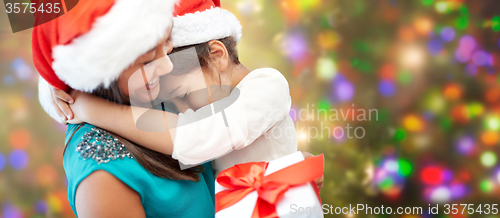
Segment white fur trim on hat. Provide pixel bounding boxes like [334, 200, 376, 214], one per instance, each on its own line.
[39, 76, 64, 123]
[52, 0, 177, 92]
[172, 7, 242, 48]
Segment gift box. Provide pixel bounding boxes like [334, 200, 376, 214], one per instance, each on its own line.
[215, 151, 324, 218]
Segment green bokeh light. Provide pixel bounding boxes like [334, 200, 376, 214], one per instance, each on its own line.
[398, 159, 413, 177]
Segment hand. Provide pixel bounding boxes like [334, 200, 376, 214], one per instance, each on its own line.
[301, 151, 324, 191]
[49, 86, 75, 122]
[67, 90, 98, 124]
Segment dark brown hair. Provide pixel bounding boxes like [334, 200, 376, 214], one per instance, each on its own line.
[90, 36, 239, 181]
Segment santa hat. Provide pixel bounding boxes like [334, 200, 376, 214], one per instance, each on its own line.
[171, 0, 242, 48]
[35, 0, 177, 122]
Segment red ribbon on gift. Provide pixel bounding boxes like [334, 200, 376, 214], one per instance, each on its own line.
[215, 154, 324, 218]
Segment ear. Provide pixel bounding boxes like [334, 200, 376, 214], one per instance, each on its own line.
[208, 40, 229, 72]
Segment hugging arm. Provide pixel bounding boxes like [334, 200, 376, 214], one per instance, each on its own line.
[68, 90, 177, 155]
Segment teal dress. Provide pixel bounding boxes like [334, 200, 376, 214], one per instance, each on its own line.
[63, 123, 215, 217]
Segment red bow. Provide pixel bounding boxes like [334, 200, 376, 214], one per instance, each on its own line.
[215, 154, 324, 218]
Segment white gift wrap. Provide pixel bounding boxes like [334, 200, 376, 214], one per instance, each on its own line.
[215, 151, 324, 218]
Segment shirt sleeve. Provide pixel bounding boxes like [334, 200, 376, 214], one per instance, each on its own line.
[172, 68, 292, 165]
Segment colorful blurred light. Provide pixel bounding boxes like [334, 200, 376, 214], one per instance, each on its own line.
[455, 48, 472, 63]
[401, 46, 425, 68]
[480, 151, 497, 167]
[397, 70, 412, 84]
[440, 27, 455, 42]
[316, 57, 337, 80]
[456, 136, 475, 155]
[403, 114, 425, 132]
[451, 104, 470, 124]
[458, 35, 476, 52]
[427, 39, 443, 55]
[484, 115, 500, 131]
[395, 128, 406, 141]
[47, 194, 63, 213]
[332, 76, 355, 102]
[35, 200, 48, 214]
[430, 186, 451, 202]
[479, 180, 494, 192]
[378, 80, 396, 97]
[414, 17, 433, 35]
[11, 58, 33, 81]
[317, 30, 340, 49]
[468, 102, 484, 117]
[9, 129, 31, 149]
[492, 16, 500, 32]
[421, 0, 433, 6]
[480, 131, 499, 146]
[281, 32, 308, 61]
[9, 150, 28, 170]
[379, 63, 396, 81]
[0, 153, 5, 171]
[384, 159, 399, 172]
[472, 50, 492, 66]
[421, 166, 444, 185]
[450, 183, 467, 199]
[2, 203, 23, 218]
[398, 159, 413, 177]
[435, 2, 449, 14]
[443, 83, 462, 100]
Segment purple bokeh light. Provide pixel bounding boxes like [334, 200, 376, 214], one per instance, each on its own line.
[0, 153, 5, 171]
[440, 27, 456, 42]
[378, 80, 396, 97]
[35, 200, 48, 214]
[455, 49, 472, 63]
[450, 183, 467, 199]
[456, 136, 475, 155]
[282, 32, 308, 62]
[427, 39, 443, 55]
[472, 50, 492, 66]
[9, 149, 28, 170]
[331, 75, 355, 102]
[2, 203, 23, 218]
[458, 35, 476, 52]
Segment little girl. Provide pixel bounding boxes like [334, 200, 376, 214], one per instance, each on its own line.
[47, 1, 302, 176]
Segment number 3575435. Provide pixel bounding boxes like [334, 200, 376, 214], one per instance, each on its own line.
[5, 3, 61, 14]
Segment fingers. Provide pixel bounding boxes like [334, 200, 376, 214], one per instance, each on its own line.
[315, 175, 324, 190]
[52, 97, 68, 122]
[50, 87, 74, 120]
[53, 88, 74, 104]
[301, 151, 314, 159]
[55, 97, 74, 120]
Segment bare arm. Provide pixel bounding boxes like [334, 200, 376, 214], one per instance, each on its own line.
[75, 170, 146, 218]
[69, 91, 176, 155]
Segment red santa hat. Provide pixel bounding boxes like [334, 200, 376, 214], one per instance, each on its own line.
[35, 0, 177, 122]
[171, 0, 242, 48]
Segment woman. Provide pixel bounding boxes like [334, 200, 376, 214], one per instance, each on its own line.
[34, 1, 215, 217]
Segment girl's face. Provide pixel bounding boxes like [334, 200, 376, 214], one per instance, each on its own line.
[117, 25, 174, 103]
[159, 68, 213, 113]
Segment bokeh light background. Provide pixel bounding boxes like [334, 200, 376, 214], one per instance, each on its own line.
[1, 0, 500, 217]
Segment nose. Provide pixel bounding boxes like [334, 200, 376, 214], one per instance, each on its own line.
[143, 55, 173, 81]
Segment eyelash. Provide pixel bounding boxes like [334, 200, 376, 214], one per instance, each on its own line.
[181, 93, 188, 100]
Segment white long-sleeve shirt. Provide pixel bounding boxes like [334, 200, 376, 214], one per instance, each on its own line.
[172, 68, 298, 175]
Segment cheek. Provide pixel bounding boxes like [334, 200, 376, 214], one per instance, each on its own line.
[120, 67, 150, 100]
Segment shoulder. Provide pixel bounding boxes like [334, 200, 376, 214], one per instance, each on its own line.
[239, 68, 288, 86]
[65, 124, 133, 165]
[75, 170, 145, 218]
[237, 68, 290, 94]
[64, 124, 149, 212]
